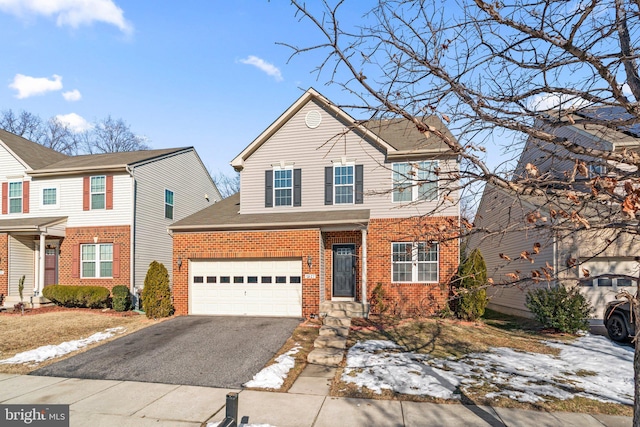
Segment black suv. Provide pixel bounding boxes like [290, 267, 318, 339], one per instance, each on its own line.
[604, 300, 635, 342]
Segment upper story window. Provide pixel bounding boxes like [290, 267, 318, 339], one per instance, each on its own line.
[265, 167, 301, 208]
[91, 176, 106, 209]
[589, 164, 606, 177]
[274, 168, 293, 206]
[334, 165, 354, 204]
[165, 189, 174, 219]
[41, 186, 59, 209]
[392, 161, 438, 202]
[392, 242, 438, 283]
[81, 243, 113, 278]
[8, 182, 22, 213]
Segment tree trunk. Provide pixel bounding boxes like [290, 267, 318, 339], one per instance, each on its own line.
[635, 296, 640, 426]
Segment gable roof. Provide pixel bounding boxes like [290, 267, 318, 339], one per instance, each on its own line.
[230, 87, 456, 170]
[0, 129, 68, 170]
[169, 192, 370, 231]
[29, 147, 193, 177]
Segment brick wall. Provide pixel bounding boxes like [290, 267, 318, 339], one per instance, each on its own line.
[0, 233, 7, 299]
[58, 226, 131, 292]
[172, 229, 321, 317]
[367, 217, 459, 316]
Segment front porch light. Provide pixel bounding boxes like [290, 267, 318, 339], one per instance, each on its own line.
[177, 257, 183, 271]
[307, 255, 313, 270]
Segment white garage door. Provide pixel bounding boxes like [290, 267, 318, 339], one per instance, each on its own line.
[190, 259, 302, 317]
[579, 257, 638, 318]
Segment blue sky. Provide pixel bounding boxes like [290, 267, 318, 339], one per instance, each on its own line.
[0, 0, 367, 175]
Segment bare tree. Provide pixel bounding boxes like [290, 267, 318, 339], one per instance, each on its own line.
[211, 170, 240, 198]
[41, 117, 81, 155]
[288, 0, 640, 418]
[85, 116, 150, 154]
[0, 109, 44, 143]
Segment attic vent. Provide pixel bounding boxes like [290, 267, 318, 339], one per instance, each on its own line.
[305, 110, 322, 129]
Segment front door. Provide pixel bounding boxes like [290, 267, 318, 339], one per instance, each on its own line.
[333, 244, 355, 298]
[44, 246, 58, 286]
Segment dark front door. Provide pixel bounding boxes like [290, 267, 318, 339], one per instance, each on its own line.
[44, 247, 57, 286]
[333, 244, 355, 298]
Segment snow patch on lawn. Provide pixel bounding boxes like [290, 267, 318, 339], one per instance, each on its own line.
[243, 345, 302, 389]
[342, 334, 633, 405]
[0, 327, 126, 365]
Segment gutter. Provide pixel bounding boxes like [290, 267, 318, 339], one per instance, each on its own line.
[28, 165, 129, 177]
[126, 165, 136, 295]
[168, 218, 371, 232]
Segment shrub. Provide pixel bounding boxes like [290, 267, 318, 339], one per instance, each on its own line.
[111, 285, 132, 312]
[141, 261, 174, 319]
[42, 285, 110, 308]
[369, 282, 388, 315]
[525, 285, 592, 333]
[453, 248, 489, 321]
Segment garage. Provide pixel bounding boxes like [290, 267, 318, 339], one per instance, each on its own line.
[578, 257, 637, 318]
[189, 258, 302, 316]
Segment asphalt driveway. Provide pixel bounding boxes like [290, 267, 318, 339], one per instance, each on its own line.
[31, 316, 301, 388]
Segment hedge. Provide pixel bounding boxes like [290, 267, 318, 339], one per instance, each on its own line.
[42, 285, 110, 308]
[111, 285, 132, 312]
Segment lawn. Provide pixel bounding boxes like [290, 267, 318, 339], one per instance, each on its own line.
[0, 308, 158, 375]
[330, 310, 633, 416]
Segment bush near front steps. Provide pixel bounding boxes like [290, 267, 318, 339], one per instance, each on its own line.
[111, 285, 132, 312]
[42, 285, 110, 308]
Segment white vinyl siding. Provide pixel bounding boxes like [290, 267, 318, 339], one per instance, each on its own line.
[81, 243, 113, 278]
[8, 236, 34, 297]
[133, 149, 220, 288]
[239, 99, 458, 218]
[0, 148, 27, 179]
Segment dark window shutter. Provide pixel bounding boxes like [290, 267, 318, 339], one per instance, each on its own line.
[83, 177, 90, 211]
[293, 168, 302, 207]
[106, 175, 113, 210]
[112, 243, 121, 278]
[265, 170, 273, 208]
[22, 181, 29, 213]
[2, 182, 7, 214]
[71, 244, 80, 278]
[324, 166, 333, 205]
[355, 165, 364, 204]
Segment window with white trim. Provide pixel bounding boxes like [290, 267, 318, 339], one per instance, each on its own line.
[334, 164, 354, 204]
[165, 189, 174, 219]
[81, 243, 113, 278]
[392, 242, 438, 283]
[91, 176, 106, 210]
[8, 181, 22, 213]
[274, 168, 293, 206]
[392, 161, 438, 202]
[42, 186, 59, 209]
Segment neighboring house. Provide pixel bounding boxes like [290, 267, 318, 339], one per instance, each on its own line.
[169, 88, 460, 318]
[0, 129, 220, 307]
[470, 108, 640, 320]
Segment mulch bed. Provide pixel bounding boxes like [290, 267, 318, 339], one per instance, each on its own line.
[0, 305, 141, 317]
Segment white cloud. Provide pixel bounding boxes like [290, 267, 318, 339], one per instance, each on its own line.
[9, 74, 63, 99]
[0, 0, 132, 34]
[55, 113, 92, 133]
[239, 55, 283, 82]
[62, 89, 82, 101]
[528, 93, 590, 112]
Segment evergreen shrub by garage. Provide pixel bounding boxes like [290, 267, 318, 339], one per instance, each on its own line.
[111, 285, 132, 312]
[141, 261, 174, 319]
[42, 285, 110, 308]
[525, 285, 592, 333]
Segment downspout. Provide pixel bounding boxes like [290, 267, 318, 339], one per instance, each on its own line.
[126, 165, 136, 297]
[361, 227, 368, 315]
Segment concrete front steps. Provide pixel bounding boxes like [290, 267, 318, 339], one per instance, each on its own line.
[307, 301, 366, 367]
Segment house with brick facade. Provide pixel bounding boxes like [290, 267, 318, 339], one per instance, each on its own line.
[0, 129, 220, 307]
[169, 88, 460, 318]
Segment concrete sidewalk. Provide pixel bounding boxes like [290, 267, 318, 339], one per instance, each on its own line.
[0, 373, 632, 427]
